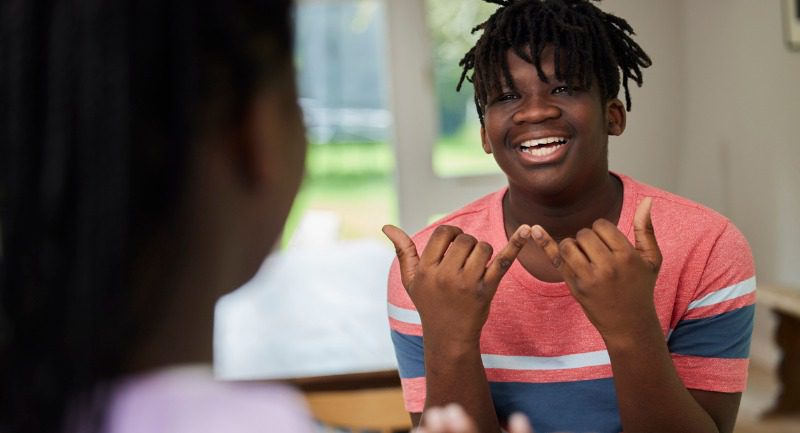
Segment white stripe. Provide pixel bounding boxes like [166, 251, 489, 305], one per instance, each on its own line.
[481, 350, 610, 371]
[687, 276, 756, 311]
[388, 303, 421, 325]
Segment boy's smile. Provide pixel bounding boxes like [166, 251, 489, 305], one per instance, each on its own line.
[518, 136, 567, 159]
[480, 47, 625, 203]
[515, 134, 569, 164]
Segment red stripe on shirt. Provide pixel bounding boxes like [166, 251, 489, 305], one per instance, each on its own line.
[400, 377, 426, 413]
[672, 354, 749, 392]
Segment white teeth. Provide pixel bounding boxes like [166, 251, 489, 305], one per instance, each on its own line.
[518, 137, 567, 158]
[522, 143, 563, 157]
[520, 136, 567, 148]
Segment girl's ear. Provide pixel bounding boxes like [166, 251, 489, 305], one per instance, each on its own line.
[606, 98, 626, 136]
[235, 71, 306, 193]
[481, 126, 493, 154]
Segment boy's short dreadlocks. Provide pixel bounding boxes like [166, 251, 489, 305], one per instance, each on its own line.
[457, 0, 652, 122]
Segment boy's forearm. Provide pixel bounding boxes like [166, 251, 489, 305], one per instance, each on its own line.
[423, 338, 501, 433]
[604, 320, 726, 433]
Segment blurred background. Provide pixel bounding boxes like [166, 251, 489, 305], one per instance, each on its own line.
[215, 1, 800, 431]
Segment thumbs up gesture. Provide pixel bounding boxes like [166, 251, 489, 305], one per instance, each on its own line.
[383, 224, 531, 346]
[529, 197, 663, 342]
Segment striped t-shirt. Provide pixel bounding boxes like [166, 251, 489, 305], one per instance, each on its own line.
[387, 173, 756, 433]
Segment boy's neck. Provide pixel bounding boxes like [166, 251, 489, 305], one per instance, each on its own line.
[503, 172, 624, 242]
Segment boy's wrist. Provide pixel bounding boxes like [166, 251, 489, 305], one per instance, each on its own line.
[601, 317, 666, 354]
[424, 333, 482, 362]
[420, 319, 484, 350]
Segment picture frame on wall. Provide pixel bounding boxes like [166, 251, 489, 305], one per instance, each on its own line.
[784, 0, 800, 50]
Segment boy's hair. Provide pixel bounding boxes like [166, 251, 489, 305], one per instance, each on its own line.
[457, 0, 652, 122]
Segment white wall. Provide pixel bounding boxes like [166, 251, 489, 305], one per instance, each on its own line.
[601, 0, 800, 287]
[603, 0, 686, 193]
[679, 0, 800, 287]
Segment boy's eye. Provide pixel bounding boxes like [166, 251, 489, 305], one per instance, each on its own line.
[492, 92, 519, 103]
[552, 85, 573, 95]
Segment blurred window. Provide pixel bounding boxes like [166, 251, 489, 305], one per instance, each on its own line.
[285, 0, 396, 246]
[427, 0, 500, 178]
[215, 0, 398, 380]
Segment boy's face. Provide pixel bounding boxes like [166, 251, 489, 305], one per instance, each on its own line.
[480, 47, 626, 201]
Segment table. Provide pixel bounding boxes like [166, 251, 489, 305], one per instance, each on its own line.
[214, 238, 400, 390]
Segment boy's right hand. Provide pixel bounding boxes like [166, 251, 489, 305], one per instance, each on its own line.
[382, 224, 530, 346]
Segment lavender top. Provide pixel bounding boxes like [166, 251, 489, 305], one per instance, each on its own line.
[79, 366, 315, 433]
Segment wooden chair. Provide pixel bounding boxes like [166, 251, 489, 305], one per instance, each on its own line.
[304, 387, 412, 433]
[758, 285, 800, 417]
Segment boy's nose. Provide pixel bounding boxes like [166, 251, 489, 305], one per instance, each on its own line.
[511, 97, 561, 124]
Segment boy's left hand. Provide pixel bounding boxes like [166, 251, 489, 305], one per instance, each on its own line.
[529, 197, 662, 342]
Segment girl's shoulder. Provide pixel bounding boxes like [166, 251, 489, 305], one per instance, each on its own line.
[102, 366, 314, 433]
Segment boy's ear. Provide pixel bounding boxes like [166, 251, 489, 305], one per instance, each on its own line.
[480, 126, 492, 154]
[606, 98, 626, 136]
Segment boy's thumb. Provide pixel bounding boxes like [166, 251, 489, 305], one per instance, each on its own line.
[633, 197, 662, 271]
[382, 224, 420, 288]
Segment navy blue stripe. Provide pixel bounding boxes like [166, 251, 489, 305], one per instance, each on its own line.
[390, 330, 425, 379]
[491, 379, 619, 433]
[668, 305, 755, 359]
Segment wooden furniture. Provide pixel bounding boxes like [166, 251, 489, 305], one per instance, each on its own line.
[758, 285, 800, 417]
[305, 387, 412, 433]
[288, 369, 401, 392]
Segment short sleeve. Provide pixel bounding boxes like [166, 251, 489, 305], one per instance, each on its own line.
[387, 257, 426, 412]
[668, 222, 756, 392]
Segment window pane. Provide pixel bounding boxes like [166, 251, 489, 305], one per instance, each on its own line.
[284, 0, 396, 246]
[215, 0, 398, 381]
[427, 0, 500, 178]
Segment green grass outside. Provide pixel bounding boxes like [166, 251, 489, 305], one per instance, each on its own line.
[280, 123, 501, 246]
[433, 121, 500, 177]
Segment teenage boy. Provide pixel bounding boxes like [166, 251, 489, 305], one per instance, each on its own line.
[384, 1, 756, 433]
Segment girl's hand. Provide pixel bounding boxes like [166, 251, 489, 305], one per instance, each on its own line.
[415, 404, 535, 433]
